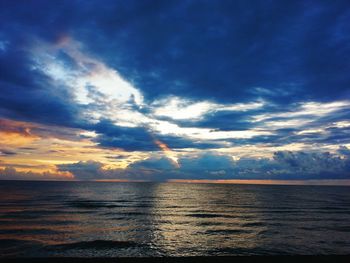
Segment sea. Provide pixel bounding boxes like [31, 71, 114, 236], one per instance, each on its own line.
[0, 181, 349, 257]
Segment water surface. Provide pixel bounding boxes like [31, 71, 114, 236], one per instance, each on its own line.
[0, 181, 349, 257]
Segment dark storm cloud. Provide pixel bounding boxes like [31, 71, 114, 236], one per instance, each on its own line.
[0, 1, 89, 129]
[2, 0, 349, 105]
[73, 0, 350, 104]
[91, 119, 158, 151]
[57, 161, 104, 180]
[0, 35, 82, 128]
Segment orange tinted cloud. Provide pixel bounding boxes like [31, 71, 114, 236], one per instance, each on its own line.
[0, 119, 39, 146]
[0, 118, 146, 176]
[154, 139, 180, 168]
[0, 166, 74, 180]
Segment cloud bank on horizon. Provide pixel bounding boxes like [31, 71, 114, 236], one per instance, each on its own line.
[0, 0, 350, 181]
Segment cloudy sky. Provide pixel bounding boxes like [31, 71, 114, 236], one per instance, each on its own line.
[0, 0, 350, 182]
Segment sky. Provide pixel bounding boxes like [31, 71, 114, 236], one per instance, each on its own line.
[0, 0, 350, 182]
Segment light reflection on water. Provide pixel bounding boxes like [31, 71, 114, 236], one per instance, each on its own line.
[0, 181, 349, 257]
[150, 183, 263, 256]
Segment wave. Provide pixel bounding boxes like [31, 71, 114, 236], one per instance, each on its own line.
[0, 228, 63, 235]
[205, 229, 253, 235]
[186, 213, 231, 218]
[47, 240, 143, 250]
[66, 201, 123, 209]
[241, 222, 266, 227]
[208, 246, 290, 256]
[0, 239, 43, 257]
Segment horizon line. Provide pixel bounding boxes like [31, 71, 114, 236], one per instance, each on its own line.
[1, 178, 350, 186]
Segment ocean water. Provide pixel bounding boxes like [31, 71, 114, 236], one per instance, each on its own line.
[0, 181, 349, 257]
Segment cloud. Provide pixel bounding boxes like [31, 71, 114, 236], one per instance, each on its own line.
[57, 161, 105, 180]
[0, 118, 93, 147]
[53, 147, 350, 181]
[56, 159, 164, 181]
[129, 157, 175, 170]
[0, 149, 17, 156]
[151, 96, 264, 121]
[1, 0, 350, 179]
[91, 119, 158, 151]
[0, 119, 39, 147]
[0, 167, 73, 181]
[32, 38, 144, 107]
[2, 0, 349, 105]
[338, 145, 350, 157]
[1, 8, 349, 152]
[179, 152, 234, 172]
[272, 151, 349, 177]
[59, 0, 349, 104]
[2, 0, 350, 106]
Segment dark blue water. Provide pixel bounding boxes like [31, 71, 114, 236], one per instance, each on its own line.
[0, 181, 349, 257]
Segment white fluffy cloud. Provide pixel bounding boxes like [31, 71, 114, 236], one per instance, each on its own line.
[151, 96, 264, 121]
